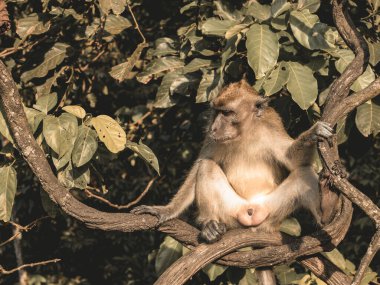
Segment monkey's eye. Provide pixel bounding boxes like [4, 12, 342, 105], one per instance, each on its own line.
[221, 110, 235, 116]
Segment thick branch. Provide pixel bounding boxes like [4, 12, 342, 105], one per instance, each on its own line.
[155, 197, 352, 285]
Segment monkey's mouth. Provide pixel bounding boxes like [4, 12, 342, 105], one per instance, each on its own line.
[210, 134, 238, 143]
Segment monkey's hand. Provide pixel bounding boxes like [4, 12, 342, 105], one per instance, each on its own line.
[200, 220, 227, 243]
[311, 121, 334, 141]
[131, 205, 173, 224]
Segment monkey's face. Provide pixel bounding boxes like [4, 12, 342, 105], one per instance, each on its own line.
[209, 107, 240, 142]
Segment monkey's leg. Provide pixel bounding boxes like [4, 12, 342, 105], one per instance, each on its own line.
[196, 159, 247, 243]
[131, 161, 199, 223]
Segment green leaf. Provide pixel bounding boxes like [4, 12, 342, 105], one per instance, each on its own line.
[155, 236, 183, 275]
[334, 49, 376, 92]
[0, 106, 13, 143]
[368, 0, 380, 11]
[58, 163, 90, 189]
[271, 0, 291, 18]
[238, 269, 259, 285]
[153, 71, 180, 108]
[202, 263, 227, 282]
[180, 1, 198, 14]
[104, 14, 132, 35]
[72, 126, 98, 168]
[336, 116, 352, 144]
[137, 57, 184, 84]
[274, 264, 309, 285]
[0, 166, 17, 222]
[262, 62, 289, 95]
[201, 18, 237, 37]
[196, 70, 217, 103]
[40, 190, 59, 218]
[289, 10, 331, 50]
[225, 18, 253, 39]
[126, 141, 160, 175]
[287, 62, 318, 110]
[355, 100, 380, 137]
[99, 0, 127, 15]
[279, 217, 301, 236]
[16, 13, 50, 39]
[43, 113, 78, 157]
[297, 0, 320, 13]
[62, 105, 86, 119]
[21, 43, 69, 82]
[368, 41, 380, 66]
[182, 58, 214, 74]
[322, 249, 346, 271]
[24, 107, 45, 133]
[246, 24, 279, 79]
[33, 93, 58, 114]
[109, 43, 148, 82]
[360, 271, 378, 285]
[245, 1, 271, 22]
[271, 13, 289, 31]
[91, 115, 126, 153]
[52, 149, 72, 171]
[35, 66, 67, 97]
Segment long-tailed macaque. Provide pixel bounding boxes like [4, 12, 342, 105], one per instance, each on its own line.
[132, 80, 334, 284]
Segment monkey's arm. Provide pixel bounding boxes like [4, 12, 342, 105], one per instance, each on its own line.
[274, 122, 333, 169]
[131, 161, 199, 223]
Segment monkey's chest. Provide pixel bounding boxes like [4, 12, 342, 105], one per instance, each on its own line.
[224, 162, 278, 200]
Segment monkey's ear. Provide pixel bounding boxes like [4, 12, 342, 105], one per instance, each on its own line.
[255, 97, 271, 109]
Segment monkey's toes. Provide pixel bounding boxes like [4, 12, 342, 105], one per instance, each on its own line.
[315, 122, 334, 139]
[200, 220, 226, 243]
[131, 205, 160, 217]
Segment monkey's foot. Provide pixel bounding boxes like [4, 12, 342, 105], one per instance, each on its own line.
[314, 121, 334, 140]
[200, 220, 227, 243]
[131, 205, 170, 224]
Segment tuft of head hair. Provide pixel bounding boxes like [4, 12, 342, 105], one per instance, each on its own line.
[212, 79, 261, 108]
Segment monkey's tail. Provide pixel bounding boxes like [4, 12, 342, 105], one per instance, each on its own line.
[256, 268, 277, 285]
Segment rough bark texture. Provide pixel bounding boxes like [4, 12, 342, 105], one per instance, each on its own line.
[0, 0, 379, 284]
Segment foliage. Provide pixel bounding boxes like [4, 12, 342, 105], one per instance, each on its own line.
[0, 0, 379, 284]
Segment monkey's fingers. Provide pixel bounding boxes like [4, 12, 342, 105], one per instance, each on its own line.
[200, 220, 227, 243]
[131, 205, 161, 217]
[315, 122, 334, 139]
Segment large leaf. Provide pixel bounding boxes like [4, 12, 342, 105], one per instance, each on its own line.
[137, 57, 184, 84]
[0, 166, 17, 222]
[104, 14, 132, 35]
[33, 93, 58, 114]
[246, 24, 279, 79]
[355, 100, 380, 137]
[245, 1, 271, 22]
[155, 236, 183, 275]
[109, 43, 148, 82]
[182, 58, 214, 74]
[72, 126, 98, 168]
[201, 18, 237, 37]
[297, 0, 320, 13]
[58, 163, 90, 189]
[126, 141, 160, 175]
[153, 71, 181, 108]
[202, 263, 227, 282]
[289, 10, 331, 50]
[279, 217, 301, 236]
[21, 43, 69, 82]
[16, 13, 50, 39]
[35, 66, 67, 97]
[262, 62, 289, 95]
[62, 105, 86, 119]
[196, 70, 217, 103]
[322, 249, 346, 271]
[287, 62, 318, 109]
[271, 0, 291, 18]
[91, 115, 126, 153]
[43, 113, 78, 157]
[334, 49, 376, 92]
[24, 107, 45, 133]
[99, 0, 127, 15]
[368, 41, 380, 66]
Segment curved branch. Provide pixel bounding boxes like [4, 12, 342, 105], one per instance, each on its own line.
[155, 197, 352, 285]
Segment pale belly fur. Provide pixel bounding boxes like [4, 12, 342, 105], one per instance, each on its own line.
[224, 161, 278, 200]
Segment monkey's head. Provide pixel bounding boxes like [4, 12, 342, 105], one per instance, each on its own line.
[209, 80, 270, 142]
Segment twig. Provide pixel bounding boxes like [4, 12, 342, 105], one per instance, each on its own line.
[127, 4, 146, 43]
[12, 226, 28, 285]
[0, 217, 49, 248]
[0, 259, 61, 275]
[84, 177, 156, 209]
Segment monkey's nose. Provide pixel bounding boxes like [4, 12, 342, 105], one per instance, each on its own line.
[247, 208, 253, 216]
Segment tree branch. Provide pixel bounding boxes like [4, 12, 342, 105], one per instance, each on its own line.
[0, 259, 61, 275]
